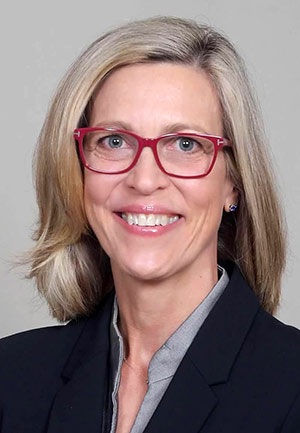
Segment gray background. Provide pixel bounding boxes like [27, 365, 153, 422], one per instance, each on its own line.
[0, 0, 299, 338]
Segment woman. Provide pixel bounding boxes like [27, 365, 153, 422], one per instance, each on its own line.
[1, 16, 300, 433]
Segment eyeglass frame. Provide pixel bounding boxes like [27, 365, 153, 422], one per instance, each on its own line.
[73, 127, 232, 179]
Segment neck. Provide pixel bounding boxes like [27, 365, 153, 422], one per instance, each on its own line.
[111, 257, 218, 368]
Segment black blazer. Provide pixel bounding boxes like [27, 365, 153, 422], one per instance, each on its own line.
[1, 264, 300, 433]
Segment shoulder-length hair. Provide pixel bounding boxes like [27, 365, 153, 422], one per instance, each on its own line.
[26, 16, 286, 321]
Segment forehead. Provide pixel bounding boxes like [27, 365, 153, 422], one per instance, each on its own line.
[89, 62, 223, 136]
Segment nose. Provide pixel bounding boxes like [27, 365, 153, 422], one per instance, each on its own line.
[124, 146, 170, 194]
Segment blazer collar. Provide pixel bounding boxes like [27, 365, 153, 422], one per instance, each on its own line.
[61, 289, 115, 382]
[47, 264, 260, 433]
[46, 289, 115, 433]
[188, 263, 260, 385]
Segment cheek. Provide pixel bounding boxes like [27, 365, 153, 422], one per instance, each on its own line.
[85, 178, 101, 207]
[83, 172, 110, 227]
[183, 164, 229, 238]
[186, 176, 225, 215]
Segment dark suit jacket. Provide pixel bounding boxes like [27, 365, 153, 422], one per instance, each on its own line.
[1, 264, 300, 433]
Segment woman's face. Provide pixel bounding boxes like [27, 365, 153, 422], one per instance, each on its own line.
[84, 63, 237, 281]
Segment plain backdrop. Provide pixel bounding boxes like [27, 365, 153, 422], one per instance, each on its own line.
[0, 0, 299, 338]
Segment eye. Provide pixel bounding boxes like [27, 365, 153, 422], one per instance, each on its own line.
[176, 137, 201, 152]
[104, 135, 124, 148]
[179, 137, 193, 151]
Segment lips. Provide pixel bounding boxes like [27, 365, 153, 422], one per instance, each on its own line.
[113, 204, 183, 235]
[112, 209, 183, 236]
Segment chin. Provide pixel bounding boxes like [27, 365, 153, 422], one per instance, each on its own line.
[114, 257, 172, 282]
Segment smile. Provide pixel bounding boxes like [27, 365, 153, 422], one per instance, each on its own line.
[121, 213, 180, 226]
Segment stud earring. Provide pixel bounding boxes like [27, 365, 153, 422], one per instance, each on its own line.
[229, 204, 238, 212]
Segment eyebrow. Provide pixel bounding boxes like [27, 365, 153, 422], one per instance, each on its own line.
[92, 120, 211, 136]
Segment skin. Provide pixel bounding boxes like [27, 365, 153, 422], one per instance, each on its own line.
[84, 62, 238, 375]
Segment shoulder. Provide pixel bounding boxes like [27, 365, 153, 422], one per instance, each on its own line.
[245, 306, 300, 386]
[234, 308, 300, 427]
[0, 292, 114, 431]
[0, 321, 84, 429]
[0, 318, 86, 365]
[229, 262, 300, 363]
[224, 263, 300, 395]
[0, 288, 115, 382]
[0, 318, 88, 399]
[0, 289, 114, 379]
[253, 306, 300, 353]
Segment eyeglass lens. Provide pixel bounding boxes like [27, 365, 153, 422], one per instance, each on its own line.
[82, 131, 215, 176]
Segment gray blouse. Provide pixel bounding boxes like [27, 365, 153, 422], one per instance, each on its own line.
[109, 265, 229, 433]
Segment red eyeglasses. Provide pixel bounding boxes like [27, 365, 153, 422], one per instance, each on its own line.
[74, 127, 232, 179]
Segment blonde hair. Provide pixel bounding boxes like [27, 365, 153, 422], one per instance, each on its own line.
[26, 16, 286, 321]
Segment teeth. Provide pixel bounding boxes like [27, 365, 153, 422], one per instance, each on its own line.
[121, 213, 180, 226]
[127, 214, 134, 225]
[146, 214, 156, 226]
[160, 215, 168, 226]
[139, 214, 147, 226]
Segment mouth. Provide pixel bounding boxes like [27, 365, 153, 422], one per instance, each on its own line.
[114, 212, 182, 227]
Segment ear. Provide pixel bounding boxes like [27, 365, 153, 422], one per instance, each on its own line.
[224, 184, 239, 213]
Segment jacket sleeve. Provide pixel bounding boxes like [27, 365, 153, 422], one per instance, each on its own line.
[280, 389, 300, 432]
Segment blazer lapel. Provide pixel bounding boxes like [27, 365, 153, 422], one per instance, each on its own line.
[46, 290, 115, 433]
[144, 265, 260, 433]
[144, 354, 218, 433]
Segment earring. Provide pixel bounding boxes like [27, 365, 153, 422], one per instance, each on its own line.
[229, 204, 238, 212]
